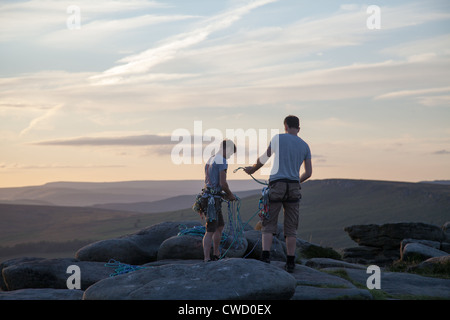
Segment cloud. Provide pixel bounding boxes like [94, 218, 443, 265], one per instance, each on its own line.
[32, 134, 174, 146]
[20, 104, 64, 136]
[433, 150, 450, 155]
[0, 0, 169, 42]
[375, 86, 450, 100]
[90, 0, 278, 85]
[0, 163, 126, 170]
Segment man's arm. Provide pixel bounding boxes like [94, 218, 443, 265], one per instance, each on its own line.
[300, 159, 312, 183]
[244, 145, 271, 175]
[220, 170, 236, 201]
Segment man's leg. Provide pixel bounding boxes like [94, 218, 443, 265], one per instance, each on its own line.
[261, 201, 282, 263]
[212, 225, 224, 257]
[283, 198, 300, 273]
[285, 236, 297, 256]
[203, 231, 214, 262]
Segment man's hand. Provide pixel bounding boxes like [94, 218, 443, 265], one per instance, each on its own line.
[225, 193, 236, 201]
[243, 166, 256, 175]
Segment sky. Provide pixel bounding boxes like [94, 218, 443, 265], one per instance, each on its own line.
[0, 0, 450, 188]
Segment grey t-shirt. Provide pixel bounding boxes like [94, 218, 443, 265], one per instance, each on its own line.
[205, 154, 228, 191]
[269, 133, 311, 182]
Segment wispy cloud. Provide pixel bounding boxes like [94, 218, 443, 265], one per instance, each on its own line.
[90, 0, 278, 85]
[0, 0, 169, 42]
[31, 133, 208, 147]
[433, 150, 450, 155]
[32, 134, 174, 146]
[20, 104, 64, 136]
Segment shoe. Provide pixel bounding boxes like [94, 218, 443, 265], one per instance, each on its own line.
[212, 255, 220, 261]
[285, 261, 295, 273]
[261, 251, 270, 264]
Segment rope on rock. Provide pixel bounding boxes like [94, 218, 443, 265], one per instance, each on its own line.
[105, 259, 147, 277]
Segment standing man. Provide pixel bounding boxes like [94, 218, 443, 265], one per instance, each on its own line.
[244, 115, 312, 272]
[202, 139, 236, 262]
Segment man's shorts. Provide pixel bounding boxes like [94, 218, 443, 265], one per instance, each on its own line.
[201, 196, 225, 232]
[261, 180, 301, 237]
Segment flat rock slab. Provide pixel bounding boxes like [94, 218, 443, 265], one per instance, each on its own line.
[305, 258, 367, 270]
[328, 267, 450, 299]
[271, 261, 355, 288]
[0, 288, 83, 300]
[83, 258, 296, 300]
[292, 286, 373, 300]
[76, 221, 201, 264]
[2, 258, 111, 291]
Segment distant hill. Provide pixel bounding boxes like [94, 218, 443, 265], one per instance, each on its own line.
[0, 179, 448, 261]
[420, 180, 450, 185]
[0, 180, 259, 207]
[92, 189, 261, 213]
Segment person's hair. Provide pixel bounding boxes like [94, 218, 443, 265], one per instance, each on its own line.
[284, 115, 300, 129]
[222, 139, 236, 154]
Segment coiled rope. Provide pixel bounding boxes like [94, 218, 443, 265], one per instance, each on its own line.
[105, 259, 147, 277]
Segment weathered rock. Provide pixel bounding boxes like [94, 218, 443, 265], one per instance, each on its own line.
[0, 288, 83, 300]
[75, 221, 201, 264]
[291, 286, 373, 300]
[401, 243, 448, 262]
[400, 238, 441, 252]
[270, 261, 355, 288]
[341, 267, 450, 299]
[0, 257, 45, 291]
[2, 258, 110, 291]
[305, 258, 366, 270]
[157, 234, 248, 260]
[344, 222, 444, 249]
[410, 255, 450, 275]
[83, 258, 297, 300]
[157, 235, 204, 260]
[443, 221, 450, 242]
[243, 230, 286, 261]
[296, 239, 341, 260]
[342, 246, 395, 265]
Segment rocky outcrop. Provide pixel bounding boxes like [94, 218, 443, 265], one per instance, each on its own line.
[0, 288, 84, 300]
[75, 221, 201, 264]
[83, 258, 296, 300]
[1, 258, 110, 291]
[343, 222, 450, 265]
[344, 222, 445, 249]
[2, 220, 450, 300]
[401, 243, 448, 262]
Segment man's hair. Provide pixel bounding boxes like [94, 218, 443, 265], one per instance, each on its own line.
[222, 139, 236, 153]
[284, 115, 300, 129]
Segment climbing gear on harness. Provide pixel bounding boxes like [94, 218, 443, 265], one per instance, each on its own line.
[258, 186, 270, 220]
[183, 195, 246, 260]
[192, 186, 225, 222]
[233, 167, 270, 220]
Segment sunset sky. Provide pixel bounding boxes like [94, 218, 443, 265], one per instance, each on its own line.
[1, 0, 450, 188]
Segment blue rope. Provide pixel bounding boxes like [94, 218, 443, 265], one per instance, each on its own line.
[105, 259, 147, 277]
[233, 167, 269, 185]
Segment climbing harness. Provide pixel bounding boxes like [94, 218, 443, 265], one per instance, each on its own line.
[184, 195, 247, 260]
[192, 186, 223, 222]
[233, 167, 270, 220]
